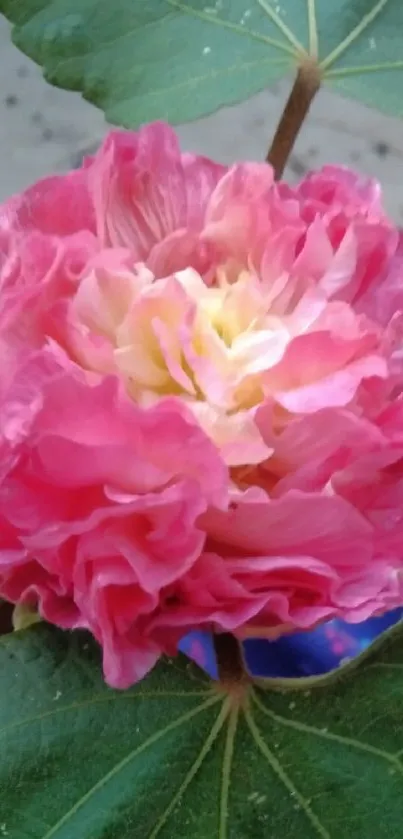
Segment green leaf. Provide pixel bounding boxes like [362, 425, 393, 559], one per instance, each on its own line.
[0, 1, 403, 129]
[317, 0, 403, 115]
[2, 623, 403, 838]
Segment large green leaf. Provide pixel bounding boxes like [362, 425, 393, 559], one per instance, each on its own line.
[0, 1, 402, 128]
[2, 623, 403, 838]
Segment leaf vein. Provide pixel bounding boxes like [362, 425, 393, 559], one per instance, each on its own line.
[50, 53, 289, 118]
[256, 0, 306, 54]
[252, 692, 402, 771]
[166, 0, 296, 56]
[0, 689, 212, 739]
[105, 56, 289, 105]
[148, 698, 230, 838]
[40, 694, 220, 839]
[307, 0, 318, 57]
[245, 706, 331, 839]
[321, 0, 389, 71]
[219, 706, 239, 839]
[326, 61, 403, 79]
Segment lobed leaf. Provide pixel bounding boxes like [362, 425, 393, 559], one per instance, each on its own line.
[0, 1, 402, 128]
[1, 623, 403, 838]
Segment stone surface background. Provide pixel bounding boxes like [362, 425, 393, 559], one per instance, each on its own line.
[1, 14, 403, 220]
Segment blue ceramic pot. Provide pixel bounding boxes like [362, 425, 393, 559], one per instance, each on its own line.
[179, 609, 403, 680]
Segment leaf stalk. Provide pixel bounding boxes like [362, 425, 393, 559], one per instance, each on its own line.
[267, 57, 322, 178]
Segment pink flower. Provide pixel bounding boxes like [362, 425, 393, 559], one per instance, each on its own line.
[1, 121, 403, 686]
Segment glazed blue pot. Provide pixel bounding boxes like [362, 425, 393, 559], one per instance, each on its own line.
[179, 609, 403, 680]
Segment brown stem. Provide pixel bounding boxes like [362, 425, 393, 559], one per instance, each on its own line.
[267, 58, 322, 179]
[0, 601, 13, 635]
[214, 632, 246, 685]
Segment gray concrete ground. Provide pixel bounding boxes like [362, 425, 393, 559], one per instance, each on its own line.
[2, 15, 403, 220]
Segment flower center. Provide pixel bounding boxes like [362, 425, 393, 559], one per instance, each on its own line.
[69, 259, 284, 465]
